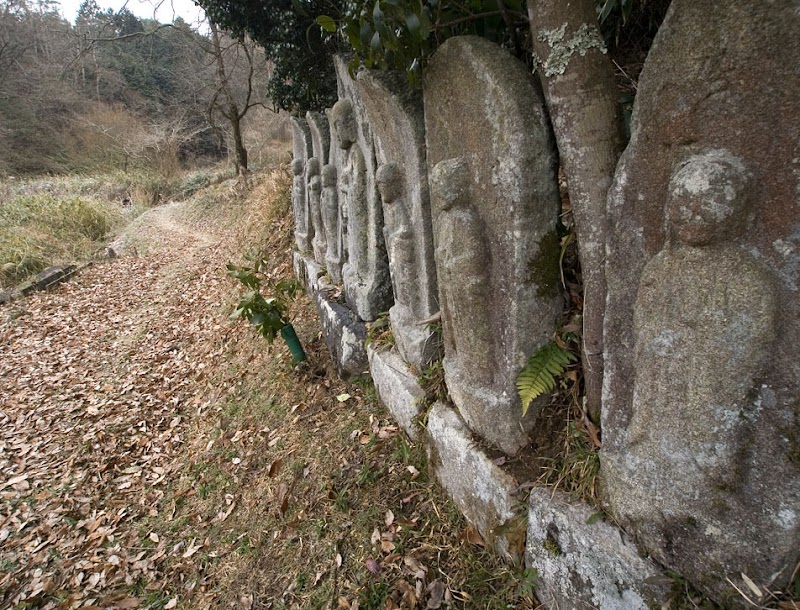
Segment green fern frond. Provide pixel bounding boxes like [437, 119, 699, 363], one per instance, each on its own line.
[517, 341, 577, 415]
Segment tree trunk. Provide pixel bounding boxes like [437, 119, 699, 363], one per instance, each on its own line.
[230, 113, 247, 175]
[209, 20, 249, 176]
[528, 0, 625, 424]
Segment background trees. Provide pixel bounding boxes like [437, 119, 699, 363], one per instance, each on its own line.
[196, 0, 342, 113]
[0, 0, 283, 177]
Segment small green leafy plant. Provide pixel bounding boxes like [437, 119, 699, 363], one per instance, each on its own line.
[365, 311, 395, 348]
[227, 259, 305, 361]
[517, 341, 577, 415]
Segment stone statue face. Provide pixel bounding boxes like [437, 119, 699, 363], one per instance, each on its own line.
[332, 100, 357, 150]
[667, 151, 751, 247]
[322, 164, 337, 188]
[310, 175, 321, 193]
[376, 163, 403, 204]
[291, 159, 304, 176]
[307, 157, 320, 177]
[431, 158, 471, 213]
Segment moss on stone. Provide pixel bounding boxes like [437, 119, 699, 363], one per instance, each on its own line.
[543, 536, 562, 557]
[527, 229, 561, 299]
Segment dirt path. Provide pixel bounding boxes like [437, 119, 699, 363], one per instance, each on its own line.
[0, 200, 235, 608]
[0, 176, 533, 610]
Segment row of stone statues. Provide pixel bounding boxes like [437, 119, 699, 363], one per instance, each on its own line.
[292, 4, 799, 603]
[292, 40, 563, 456]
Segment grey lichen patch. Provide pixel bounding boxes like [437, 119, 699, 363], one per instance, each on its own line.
[527, 229, 561, 298]
[536, 23, 607, 77]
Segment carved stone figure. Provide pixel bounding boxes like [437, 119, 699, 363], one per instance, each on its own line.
[424, 37, 562, 456]
[358, 70, 441, 369]
[321, 164, 343, 283]
[330, 91, 392, 322]
[291, 159, 308, 252]
[430, 159, 492, 385]
[602, 1, 799, 600]
[376, 163, 415, 309]
[307, 158, 327, 265]
[290, 117, 314, 254]
[629, 151, 775, 493]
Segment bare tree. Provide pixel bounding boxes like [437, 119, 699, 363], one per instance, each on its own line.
[206, 20, 269, 175]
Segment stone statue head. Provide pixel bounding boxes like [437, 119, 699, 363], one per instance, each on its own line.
[322, 164, 337, 188]
[291, 159, 304, 176]
[667, 150, 753, 247]
[331, 100, 357, 150]
[431, 158, 471, 213]
[376, 163, 404, 204]
[307, 157, 320, 177]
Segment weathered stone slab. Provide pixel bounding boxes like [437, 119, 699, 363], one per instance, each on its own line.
[357, 70, 441, 370]
[290, 117, 314, 253]
[424, 37, 562, 455]
[602, 1, 800, 602]
[526, 489, 670, 610]
[333, 57, 393, 322]
[294, 252, 367, 377]
[367, 345, 425, 439]
[426, 402, 522, 559]
[293, 252, 325, 293]
[306, 111, 331, 167]
[314, 276, 369, 378]
[20, 264, 77, 295]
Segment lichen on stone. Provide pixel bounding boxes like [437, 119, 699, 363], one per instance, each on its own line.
[536, 23, 607, 77]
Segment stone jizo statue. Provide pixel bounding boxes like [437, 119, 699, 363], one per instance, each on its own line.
[376, 163, 416, 310]
[333, 99, 370, 297]
[307, 157, 327, 265]
[630, 149, 776, 492]
[291, 158, 311, 253]
[431, 158, 493, 385]
[321, 164, 343, 283]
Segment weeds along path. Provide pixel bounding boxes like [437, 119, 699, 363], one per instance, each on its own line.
[0, 170, 535, 610]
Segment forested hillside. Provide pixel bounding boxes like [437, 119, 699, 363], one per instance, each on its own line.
[0, 0, 286, 177]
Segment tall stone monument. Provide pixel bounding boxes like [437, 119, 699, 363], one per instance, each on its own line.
[306, 158, 327, 264]
[290, 117, 314, 253]
[321, 164, 344, 283]
[307, 113, 332, 266]
[424, 36, 562, 455]
[333, 57, 393, 322]
[357, 70, 441, 370]
[602, 0, 800, 602]
[306, 111, 331, 167]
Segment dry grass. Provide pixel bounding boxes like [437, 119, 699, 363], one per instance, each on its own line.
[0, 191, 125, 287]
[149, 167, 540, 609]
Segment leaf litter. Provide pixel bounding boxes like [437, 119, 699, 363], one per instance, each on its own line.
[0, 169, 537, 609]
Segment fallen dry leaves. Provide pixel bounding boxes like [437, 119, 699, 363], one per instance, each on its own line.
[0, 170, 539, 610]
[0, 203, 234, 609]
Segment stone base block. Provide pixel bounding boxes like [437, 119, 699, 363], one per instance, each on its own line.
[293, 252, 325, 292]
[526, 488, 671, 610]
[295, 251, 368, 378]
[426, 402, 523, 560]
[367, 345, 425, 439]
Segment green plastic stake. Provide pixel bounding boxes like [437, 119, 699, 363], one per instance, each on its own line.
[280, 324, 307, 363]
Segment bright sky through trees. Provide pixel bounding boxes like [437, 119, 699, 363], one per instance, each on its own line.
[58, 0, 206, 26]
